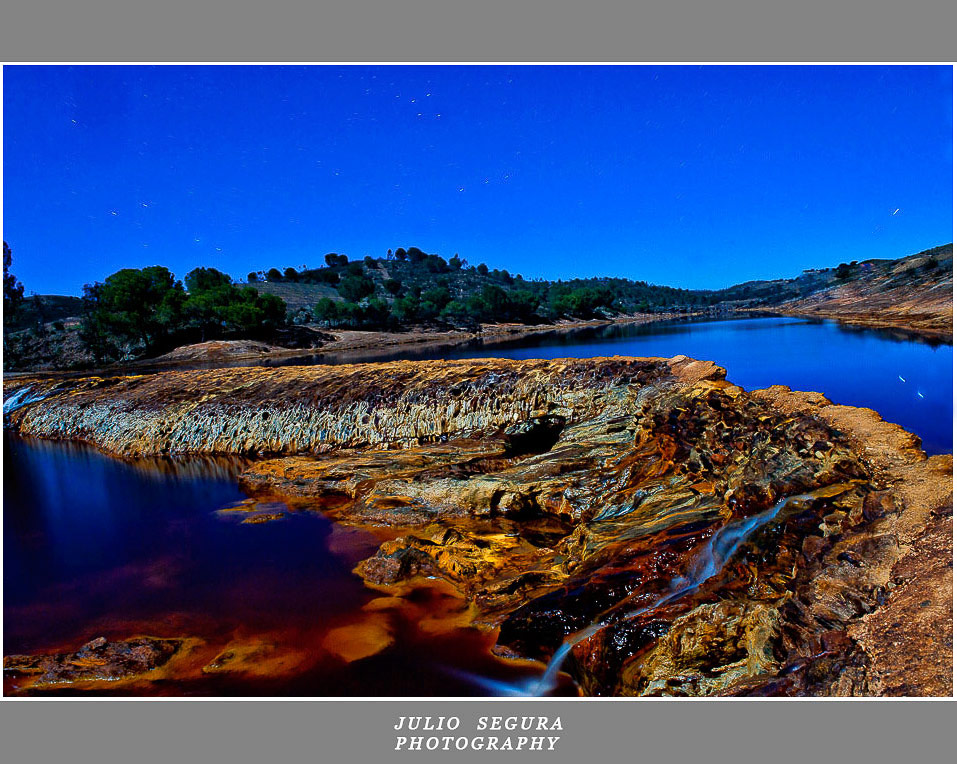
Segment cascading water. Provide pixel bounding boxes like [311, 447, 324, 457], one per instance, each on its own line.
[3, 385, 50, 416]
[461, 491, 816, 696]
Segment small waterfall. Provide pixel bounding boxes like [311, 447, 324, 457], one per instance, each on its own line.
[523, 491, 815, 696]
[3, 385, 50, 416]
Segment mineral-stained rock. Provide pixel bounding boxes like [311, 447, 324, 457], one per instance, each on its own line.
[3, 636, 183, 688]
[3, 355, 951, 696]
[622, 601, 781, 696]
[3, 356, 691, 457]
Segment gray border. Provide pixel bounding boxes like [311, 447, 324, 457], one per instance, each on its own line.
[1, 700, 956, 763]
[0, 0, 956, 62]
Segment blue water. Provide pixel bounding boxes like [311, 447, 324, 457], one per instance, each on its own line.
[3, 435, 566, 695]
[439, 316, 952, 455]
[3, 314, 951, 696]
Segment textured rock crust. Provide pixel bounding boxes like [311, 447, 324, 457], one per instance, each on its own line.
[3, 356, 951, 696]
[3, 636, 184, 689]
[5, 356, 701, 457]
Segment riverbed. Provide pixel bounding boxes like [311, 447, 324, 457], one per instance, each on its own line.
[3, 315, 951, 695]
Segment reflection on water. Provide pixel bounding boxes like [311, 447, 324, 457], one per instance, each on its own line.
[4, 315, 951, 695]
[3, 434, 566, 696]
[438, 316, 952, 455]
[133, 315, 951, 454]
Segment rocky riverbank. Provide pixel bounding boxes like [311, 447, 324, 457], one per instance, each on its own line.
[3, 357, 951, 696]
[766, 248, 953, 341]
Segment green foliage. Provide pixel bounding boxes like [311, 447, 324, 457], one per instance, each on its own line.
[325, 253, 349, 267]
[297, 266, 340, 285]
[313, 298, 340, 323]
[186, 267, 233, 293]
[266, 267, 283, 282]
[418, 285, 452, 319]
[384, 278, 403, 295]
[3, 241, 25, 321]
[338, 273, 375, 302]
[84, 266, 181, 347]
[390, 294, 420, 324]
[80, 265, 287, 361]
[313, 296, 389, 329]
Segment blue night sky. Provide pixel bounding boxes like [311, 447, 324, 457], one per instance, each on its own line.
[3, 65, 952, 296]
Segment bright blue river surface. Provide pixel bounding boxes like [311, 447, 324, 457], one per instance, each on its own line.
[394, 315, 951, 455]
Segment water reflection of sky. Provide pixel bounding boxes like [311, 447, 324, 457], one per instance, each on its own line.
[443, 317, 953, 455]
[3, 435, 565, 696]
[213, 316, 951, 454]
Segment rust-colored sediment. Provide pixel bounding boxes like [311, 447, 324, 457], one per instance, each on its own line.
[3, 356, 951, 696]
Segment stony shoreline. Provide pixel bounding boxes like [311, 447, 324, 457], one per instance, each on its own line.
[3, 356, 952, 696]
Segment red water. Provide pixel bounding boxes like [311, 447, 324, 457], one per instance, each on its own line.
[3, 434, 576, 696]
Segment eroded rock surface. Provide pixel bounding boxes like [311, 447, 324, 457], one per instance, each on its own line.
[3, 356, 951, 696]
[3, 636, 183, 689]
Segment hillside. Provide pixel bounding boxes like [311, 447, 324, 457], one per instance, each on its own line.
[767, 245, 953, 338]
[247, 247, 711, 331]
[247, 244, 952, 339]
[3, 244, 951, 372]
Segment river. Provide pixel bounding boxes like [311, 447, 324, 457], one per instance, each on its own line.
[3, 315, 951, 695]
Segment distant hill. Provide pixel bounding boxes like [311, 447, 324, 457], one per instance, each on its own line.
[4, 243, 951, 372]
[764, 244, 953, 338]
[5, 294, 84, 331]
[248, 247, 712, 331]
[248, 244, 953, 336]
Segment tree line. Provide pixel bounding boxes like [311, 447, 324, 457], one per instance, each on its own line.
[79, 265, 286, 362]
[256, 246, 710, 331]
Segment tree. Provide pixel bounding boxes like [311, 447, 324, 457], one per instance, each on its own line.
[266, 267, 283, 282]
[419, 285, 452, 318]
[3, 241, 25, 321]
[185, 267, 232, 293]
[394, 247, 408, 261]
[82, 265, 287, 357]
[384, 278, 403, 296]
[424, 254, 449, 273]
[477, 263, 489, 276]
[449, 254, 463, 270]
[835, 262, 854, 281]
[182, 271, 285, 339]
[247, 272, 259, 283]
[313, 298, 344, 325]
[325, 253, 349, 267]
[338, 274, 375, 302]
[81, 266, 183, 351]
[284, 267, 299, 281]
[363, 255, 376, 268]
[318, 268, 340, 285]
[390, 294, 419, 323]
